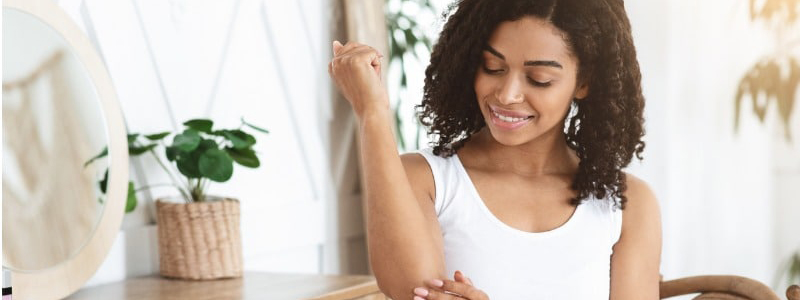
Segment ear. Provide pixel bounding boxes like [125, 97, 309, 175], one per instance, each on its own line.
[575, 83, 589, 100]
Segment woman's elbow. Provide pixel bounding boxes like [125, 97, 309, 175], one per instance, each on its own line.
[373, 265, 443, 299]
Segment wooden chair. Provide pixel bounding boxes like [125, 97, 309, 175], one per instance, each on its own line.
[659, 275, 800, 300]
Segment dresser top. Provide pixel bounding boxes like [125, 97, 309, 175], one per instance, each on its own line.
[66, 272, 377, 300]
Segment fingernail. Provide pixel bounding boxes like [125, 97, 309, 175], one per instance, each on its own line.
[414, 287, 429, 296]
[428, 279, 444, 287]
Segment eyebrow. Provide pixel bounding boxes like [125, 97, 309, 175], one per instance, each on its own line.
[485, 45, 563, 69]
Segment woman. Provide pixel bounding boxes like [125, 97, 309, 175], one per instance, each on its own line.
[328, 0, 661, 299]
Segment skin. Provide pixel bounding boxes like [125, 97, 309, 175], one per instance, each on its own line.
[329, 16, 661, 300]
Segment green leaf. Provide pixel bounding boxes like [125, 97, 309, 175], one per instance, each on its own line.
[145, 132, 171, 141]
[216, 129, 256, 149]
[129, 144, 157, 155]
[241, 118, 270, 134]
[84, 146, 108, 167]
[173, 129, 201, 152]
[390, 38, 402, 59]
[404, 29, 418, 49]
[165, 146, 180, 161]
[99, 169, 109, 194]
[176, 139, 217, 178]
[125, 181, 137, 213]
[183, 119, 213, 133]
[198, 148, 234, 182]
[176, 156, 202, 178]
[127, 133, 140, 144]
[225, 147, 260, 168]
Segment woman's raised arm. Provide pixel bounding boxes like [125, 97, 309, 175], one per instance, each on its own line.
[329, 40, 446, 300]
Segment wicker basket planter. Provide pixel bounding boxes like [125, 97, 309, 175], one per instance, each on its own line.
[155, 198, 243, 280]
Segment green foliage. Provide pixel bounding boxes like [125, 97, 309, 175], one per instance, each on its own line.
[126, 182, 137, 213]
[774, 250, 800, 289]
[83, 146, 108, 168]
[183, 119, 214, 133]
[386, 0, 437, 151]
[85, 118, 268, 212]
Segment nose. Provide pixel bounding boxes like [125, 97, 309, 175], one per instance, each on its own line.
[494, 75, 524, 105]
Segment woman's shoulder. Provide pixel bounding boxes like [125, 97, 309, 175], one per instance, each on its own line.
[400, 151, 437, 203]
[623, 173, 658, 208]
[621, 172, 661, 230]
[399, 151, 433, 172]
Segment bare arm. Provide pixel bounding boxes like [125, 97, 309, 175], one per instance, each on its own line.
[329, 41, 445, 300]
[360, 113, 446, 299]
[609, 173, 663, 300]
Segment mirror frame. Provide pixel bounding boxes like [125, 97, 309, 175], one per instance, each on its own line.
[3, 0, 128, 298]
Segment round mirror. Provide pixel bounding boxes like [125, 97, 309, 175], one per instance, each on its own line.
[2, 0, 128, 298]
[3, 6, 108, 272]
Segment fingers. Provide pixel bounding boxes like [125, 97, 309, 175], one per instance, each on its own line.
[333, 40, 357, 56]
[454, 270, 473, 286]
[332, 40, 343, 55]
[332, 40, 355, 56]
[419, 279, 487, 300]
[331, 40, 383, 59]
[330, 40, 384, 80]
[413, 286, 466, 300]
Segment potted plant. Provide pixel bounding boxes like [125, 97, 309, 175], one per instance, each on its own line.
[86, 118, 268, 280]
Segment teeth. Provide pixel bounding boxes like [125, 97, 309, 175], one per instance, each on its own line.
[492, 110, 529, 122]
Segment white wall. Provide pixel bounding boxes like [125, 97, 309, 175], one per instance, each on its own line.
[44, 0, 800, 294]
[627, 0, 799, 295]
[53, 0, 343, 287]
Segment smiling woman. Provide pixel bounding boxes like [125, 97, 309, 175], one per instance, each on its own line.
[328, 0, 656, 299]
[473, 18, 588, 144]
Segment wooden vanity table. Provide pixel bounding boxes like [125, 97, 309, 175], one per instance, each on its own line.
[66, 272, 387, 300]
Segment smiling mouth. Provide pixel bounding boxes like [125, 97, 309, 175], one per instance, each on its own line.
[489, 107, 534, 123]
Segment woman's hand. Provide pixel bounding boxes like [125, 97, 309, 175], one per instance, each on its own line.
[328, 40, 388, 119]
[413, 271, 490, 300]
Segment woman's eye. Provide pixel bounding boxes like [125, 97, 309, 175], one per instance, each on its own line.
[482, 66, 551, 87]
[482, 66, 503, 74]
[527, 77, 552, 87]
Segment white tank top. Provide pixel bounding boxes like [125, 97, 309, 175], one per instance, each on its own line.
[416, 148, 623, 299]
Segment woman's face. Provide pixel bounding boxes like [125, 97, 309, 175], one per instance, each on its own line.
[474, 16, 587, 146]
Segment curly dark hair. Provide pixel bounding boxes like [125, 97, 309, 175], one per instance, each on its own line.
[417, 0, 646, 209]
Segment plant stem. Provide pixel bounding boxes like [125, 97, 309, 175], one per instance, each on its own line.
[194, 178, 204, 202]
[134, 183, 183, 192]
[147, 148, 191, 201]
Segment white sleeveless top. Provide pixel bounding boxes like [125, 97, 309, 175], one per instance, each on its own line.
[416, 148, 623, 299]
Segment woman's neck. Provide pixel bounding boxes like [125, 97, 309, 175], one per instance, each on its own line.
[463, 127, 579, 177]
